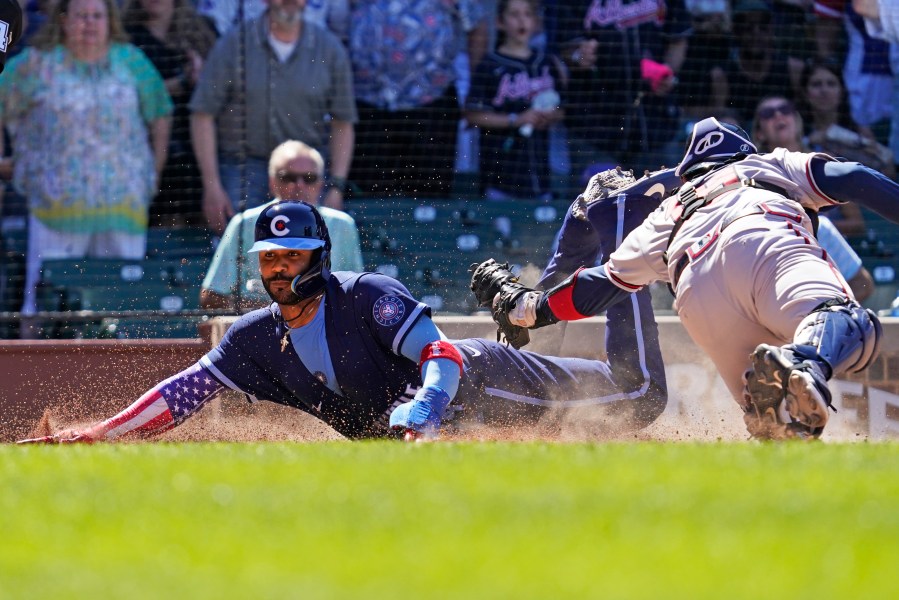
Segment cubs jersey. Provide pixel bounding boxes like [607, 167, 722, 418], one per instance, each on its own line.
[82, 268, 670, 441]
[200, 271, 428, 438]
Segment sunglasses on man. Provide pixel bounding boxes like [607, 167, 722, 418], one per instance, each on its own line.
[277, 170, 321, 185]
[757, 102, 795, 121]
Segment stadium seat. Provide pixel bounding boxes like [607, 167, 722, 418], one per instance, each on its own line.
[34, 255, 210, 339]
[146, 227, 216, 259]
[347, 198, 569, 314]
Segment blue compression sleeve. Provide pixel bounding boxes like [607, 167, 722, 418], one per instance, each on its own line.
[811, 158, 899, 224]
[397, 316, 460, 398]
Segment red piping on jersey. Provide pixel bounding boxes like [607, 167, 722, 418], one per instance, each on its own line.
[419, 340, 464, 376]
[606, 266, 642, 291]
[805, 154, 840, 205]
[760, 202, 803, 222]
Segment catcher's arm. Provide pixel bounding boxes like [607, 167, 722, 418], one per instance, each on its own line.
[471, 259, 634, 344]
[17, 363, 226, 444]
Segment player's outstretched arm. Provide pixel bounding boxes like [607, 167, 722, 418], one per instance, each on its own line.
[471, 259, 633, 339]
[388, 317, 463, 441]
[17, 363, 226, 444]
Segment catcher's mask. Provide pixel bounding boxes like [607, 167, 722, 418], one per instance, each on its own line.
[675, 117, 757, 179]
[250, 200, 331, 300]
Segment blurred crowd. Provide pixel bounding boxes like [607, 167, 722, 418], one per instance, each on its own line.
[0, 0, 898, 319]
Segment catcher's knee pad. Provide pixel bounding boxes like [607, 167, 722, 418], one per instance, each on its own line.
[791, 300, 882, 376]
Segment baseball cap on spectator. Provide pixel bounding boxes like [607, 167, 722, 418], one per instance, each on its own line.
[0, 0, 23, 73]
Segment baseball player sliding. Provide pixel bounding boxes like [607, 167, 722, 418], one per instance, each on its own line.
[20, 201, 668, 443]
[472, 117, 898, 439]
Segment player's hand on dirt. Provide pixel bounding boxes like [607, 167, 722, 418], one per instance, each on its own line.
[202, 182, 235, 235]
[389, 387, 453, 442]
[389, 401, 439, 442]
[17, 429, 94, 445]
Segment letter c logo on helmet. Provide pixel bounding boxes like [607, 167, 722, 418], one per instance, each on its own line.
[271, 215, 290, 236]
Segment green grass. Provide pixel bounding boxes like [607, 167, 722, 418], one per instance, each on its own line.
[3, 442, 899, 599]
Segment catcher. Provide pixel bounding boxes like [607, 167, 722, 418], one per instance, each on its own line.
[19, 200, 667, 444]
[472, 117, 899, 440]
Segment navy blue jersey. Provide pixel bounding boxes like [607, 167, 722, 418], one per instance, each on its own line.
[548, 0, 691, 152]
[466, 49, 564, 198]
[542, 167, 682, 287]
[201, 271, 430, 438]
[199, 270, 667, 437]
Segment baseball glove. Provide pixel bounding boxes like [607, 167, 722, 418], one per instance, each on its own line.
[571, 166, 637, 220]
[469, 258, 534, 349]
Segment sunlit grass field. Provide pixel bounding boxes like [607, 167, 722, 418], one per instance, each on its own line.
[3, 442, 899, 599]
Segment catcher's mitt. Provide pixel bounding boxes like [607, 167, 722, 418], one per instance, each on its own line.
[469, 258, 533, 349]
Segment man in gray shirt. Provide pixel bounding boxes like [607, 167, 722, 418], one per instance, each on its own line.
[190, 0, 357, 233]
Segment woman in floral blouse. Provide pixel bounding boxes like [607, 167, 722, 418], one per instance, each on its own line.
[0, 0, 173, 317]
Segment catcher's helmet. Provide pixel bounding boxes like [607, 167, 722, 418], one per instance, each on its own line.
[250, 201, 331, 300]
[675, 117, 757, 178]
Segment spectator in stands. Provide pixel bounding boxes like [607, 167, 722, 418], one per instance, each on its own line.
[197, 0, 349, 40]
[0, 0, 173, 319]
[770, 0, 815, 64]
[853, 0, 899, 176]
[678, 0, 732, 118]
[546, 0, 691, 181]
[200, 139, 362, 310]
[709, 0, 802, 126]
[752, 93, 867, 235]
[190, 0, 356, 234]
[13, 0, 46, 52]
[817, 215, 875, 301]
[798, 59, 895, 186]
[347, 0, 488, 200]
[123, 0, 218, 228]
[464, 0, 564, 201]
[814, 1, 893, 137]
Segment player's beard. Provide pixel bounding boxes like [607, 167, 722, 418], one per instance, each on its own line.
[262, 274, 304, 306]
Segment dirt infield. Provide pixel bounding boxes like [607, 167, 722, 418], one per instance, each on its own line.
[23, 390, 762, 444]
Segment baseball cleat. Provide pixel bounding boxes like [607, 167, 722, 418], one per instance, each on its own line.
[743, 344, 831, 439]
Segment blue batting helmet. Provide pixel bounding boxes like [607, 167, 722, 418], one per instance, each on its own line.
[251, 201, 331, 300]
[675, 117, 757, 178]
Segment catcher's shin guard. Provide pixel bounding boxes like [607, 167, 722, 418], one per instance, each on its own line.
[790, 300, 882, 377]
[741, 300, 881, 440]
